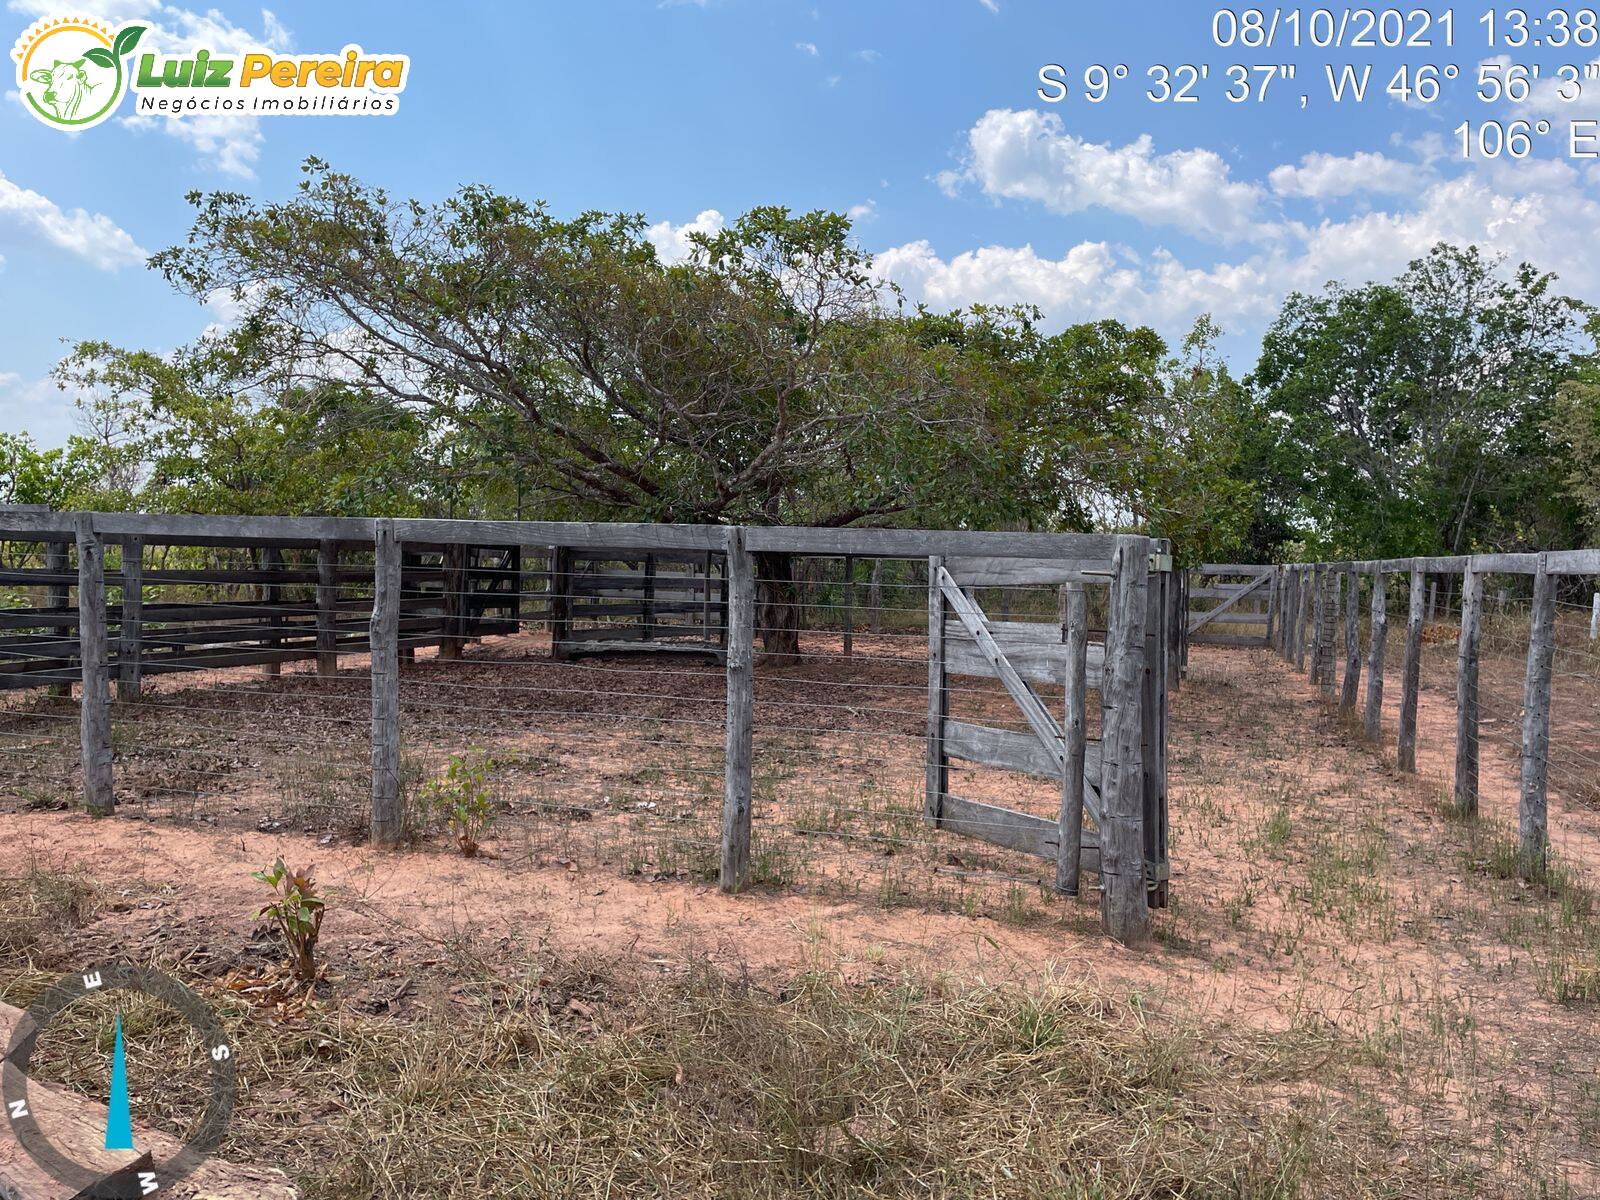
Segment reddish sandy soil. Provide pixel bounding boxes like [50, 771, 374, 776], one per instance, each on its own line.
[0, 639, 1596, 1194]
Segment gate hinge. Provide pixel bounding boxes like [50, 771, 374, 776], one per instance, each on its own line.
[1148, 553, 1173, 573]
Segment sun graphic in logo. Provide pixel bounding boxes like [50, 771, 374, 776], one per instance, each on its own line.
[10, 15, 145, 130]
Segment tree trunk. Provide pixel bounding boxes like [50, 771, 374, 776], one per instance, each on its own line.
[754, 551, 800, 665]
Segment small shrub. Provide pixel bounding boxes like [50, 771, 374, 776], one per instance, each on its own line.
[253, 858, 325, 983]
[423, 750, 497, 856]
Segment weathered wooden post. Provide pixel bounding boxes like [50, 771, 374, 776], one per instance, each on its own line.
[316, 539, 338, 677]
[868, 560, 884, 634]
[117, 536, 143, 702]
[1364, 569, 1388, 742]
[1319, 568, 1338, 698]
[1427, 580, 1438, 621]
[1099, 537, 1150, 945]
[46, 540, 71, 697]
[640, 552, 657, 644]
[1397, 566, 1426, 773]
[924, 555, 948, 825]
[1286, 569, 1299, 672]
[1454, 560, 1484, 816]
[1519, 554, 1555, 878]
[440, 542, 467, 660]
[842, 555, 855, 656]
[1591, 592, 1598, 640]
[1339, 565, 1361, 712]
[719, 527, 756, 892]
[1056, 582, 1088, 897]
[549, 545, 572, 660]
[370, 519, 403, 847]
[1310, 564, 1326, 685]
[74, 517, 113, 816]
[260, 546, 283, 676]
[1266, 566, 1279, 650]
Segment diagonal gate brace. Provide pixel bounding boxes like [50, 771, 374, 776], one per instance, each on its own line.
[937, 567, 1103, 826]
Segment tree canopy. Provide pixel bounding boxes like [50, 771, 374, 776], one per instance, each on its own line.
[11, 162, 1599, 569]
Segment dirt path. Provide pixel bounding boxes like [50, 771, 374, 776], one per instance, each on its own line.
[0, 644, 1595, 1194]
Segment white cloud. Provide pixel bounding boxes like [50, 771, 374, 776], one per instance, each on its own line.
[977, 0, 999, 11]
[877, 156, 1600, 343]
[795, 41, 818, 55]
[1269, 151, 1431, 200]
[854, 49, 880, 63]
[941, 108, 1271, 244]
[8, 0, 290, 177]
[847, 199, 877, 223]
[646, 209, 725, 264]
[0, 373, 80, 449]
[0, 171, 146, 269]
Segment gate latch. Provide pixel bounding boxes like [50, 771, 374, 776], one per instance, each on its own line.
[1148, 552, 1173, 573]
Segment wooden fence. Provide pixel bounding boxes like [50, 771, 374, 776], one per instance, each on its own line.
[0, 508, 1172, 944]
[1251, 550, 1600, 877]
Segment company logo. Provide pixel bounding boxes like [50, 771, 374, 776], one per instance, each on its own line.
[13, 14, 409, 131]
[11, 17, 144, 129]
[2, 964, 237, 1195]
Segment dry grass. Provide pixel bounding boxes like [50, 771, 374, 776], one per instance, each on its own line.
[0, 903, 1433, 1200]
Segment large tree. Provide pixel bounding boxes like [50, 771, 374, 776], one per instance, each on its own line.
[136, 160, 1153, 655]
[1249, 243, 1590, 559]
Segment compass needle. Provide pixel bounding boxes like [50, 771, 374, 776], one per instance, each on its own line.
[105, 1013, 133, 1152]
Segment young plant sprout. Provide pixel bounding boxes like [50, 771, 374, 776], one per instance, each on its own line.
[423, 750, 497, 857]
[253, 858, 325, 983]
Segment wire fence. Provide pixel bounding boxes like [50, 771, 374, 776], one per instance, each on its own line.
[0, 539, 1129, 923]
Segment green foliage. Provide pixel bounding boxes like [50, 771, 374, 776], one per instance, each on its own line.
[1549, 338, 1600, 544]
[1250, 243, 1590, 559]
[422, 751, 497, 857]
[252, 857, 325, 982]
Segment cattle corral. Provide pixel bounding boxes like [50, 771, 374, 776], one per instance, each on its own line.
[4, 507, 1600, 1196]
[0, 509, 1174, 943]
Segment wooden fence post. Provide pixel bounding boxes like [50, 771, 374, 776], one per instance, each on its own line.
[1310, 564, 1326, 685]
[1266, 566, 1279, 650]
[1099, 537, 1150, 946]
[1056, 582, 1088, 896]
[1294, 567, 1310, 670]
[1319, 568, 1338, 698]
[719, 527, 756, 892]
[1454, 560, 1483, 816]
[370, 519, 403, 847]
[441, 543, 467, 660]
[842, 555, 854, 656]
[1364, 570, 1387, 742]
[117, 536, 143, 702]
[1427, 580, 1438, 621]
[865, 560, 881, 634]
[316, 539, 338, 677]
[46, 540, 71, 697]
[640, 552, 657, 644]
[925, 555, 948, 824]
[1591, 592, 1598, 640]
[549, 545, 572, 660]
[1340, 564, 1361, 713]
[74, 517, 113, 816]
[260, 546, 283, 676]
[1397, 566, 1425, 773]
[1519, 555, 1555, 878]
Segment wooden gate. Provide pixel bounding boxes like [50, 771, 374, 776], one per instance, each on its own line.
[925, 551, 1171, 904]
[1186, 564, 1275, 648]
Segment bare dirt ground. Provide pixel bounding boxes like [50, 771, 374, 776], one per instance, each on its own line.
[0, 640, 1595, 1196]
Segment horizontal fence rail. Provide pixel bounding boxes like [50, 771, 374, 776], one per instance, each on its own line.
[0, 508, 1172, 945]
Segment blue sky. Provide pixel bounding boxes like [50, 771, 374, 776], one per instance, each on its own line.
[4, 0, 1599, 446]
